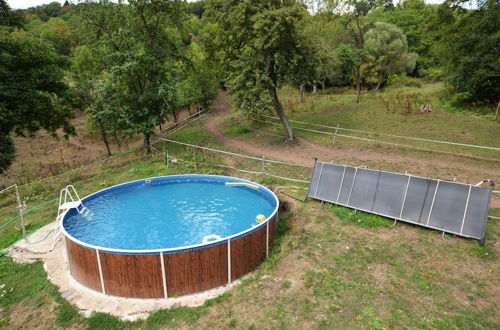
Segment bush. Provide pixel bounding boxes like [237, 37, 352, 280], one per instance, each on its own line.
[421, 67, 444, 82]
[388, 74, 423, 88]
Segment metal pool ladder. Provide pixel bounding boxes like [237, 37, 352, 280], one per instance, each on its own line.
[57, 185, 89, 220]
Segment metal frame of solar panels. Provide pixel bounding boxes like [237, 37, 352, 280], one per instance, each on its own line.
[306, 159, 494, 245]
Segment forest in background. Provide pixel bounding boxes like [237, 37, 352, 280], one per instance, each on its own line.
[0, 0, 498, 173]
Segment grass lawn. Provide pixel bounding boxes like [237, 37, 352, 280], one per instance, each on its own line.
[1, 86, 499, 329]
[252, 82, 500, 161]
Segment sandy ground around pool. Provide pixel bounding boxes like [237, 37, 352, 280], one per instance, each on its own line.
[8, 222, 241, 321]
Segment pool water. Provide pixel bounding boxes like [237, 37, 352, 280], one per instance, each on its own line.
[63, 179, 276, 250]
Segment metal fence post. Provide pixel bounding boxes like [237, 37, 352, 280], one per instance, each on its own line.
[15, 184, 27, 241]
[332, 123, 340, 144]
[261, 156, 266, 177]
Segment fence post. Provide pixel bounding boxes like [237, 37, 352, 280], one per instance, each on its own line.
[167, 141, 168, 168]
[332, 123, 340, 144]
[15, 184, 27, 241]
[261, 156, 266, 177]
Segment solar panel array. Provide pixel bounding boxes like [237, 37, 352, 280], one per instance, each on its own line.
[307, 161, 492, 242]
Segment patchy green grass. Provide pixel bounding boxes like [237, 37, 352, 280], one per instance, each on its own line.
[275, 83, 500, 158]
[1, 167, 498, 329]
[329, 204, 392, 228]
[1, 88, 498, 329]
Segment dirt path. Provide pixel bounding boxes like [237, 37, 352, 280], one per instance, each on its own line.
[204, 93, 500, 207]
[206, 94, 497, 172]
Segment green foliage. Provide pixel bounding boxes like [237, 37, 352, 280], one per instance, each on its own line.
[0, 135, 15, 172]
[432, 0, 500, 104]
[207, 0, 313, 140]
[387, 74, 423, 88]
[0, 0, 25, 28]
[186, 0, 206, 18]
[177, 40, 219, 109]
[367, 0, 438, 75]
[329, 0, 392, 101]
[26, 17, 75, 55]
[23, 1, 71, 22]
[363, 22, 417, 89]
[78, 0, 185, 151]
[0, 23, 75, 172]
[331, 43, 360, 86]
[299, 12, 348, 88]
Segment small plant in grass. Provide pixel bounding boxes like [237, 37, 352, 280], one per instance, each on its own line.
[227, 319, 238, 328]
[469, 244, 495, 260]
[357, 307, 385, 330]
[258, 175, 284, 186]
[29, 181, 45, 196]
[329, 205, 391, 228]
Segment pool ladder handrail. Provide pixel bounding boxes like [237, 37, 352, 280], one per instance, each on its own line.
[57, 185, 88, 221]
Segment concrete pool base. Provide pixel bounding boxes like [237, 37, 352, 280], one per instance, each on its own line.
[8, 222, 241, 321]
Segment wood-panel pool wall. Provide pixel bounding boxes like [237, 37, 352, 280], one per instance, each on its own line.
[65, 215, 277, 299]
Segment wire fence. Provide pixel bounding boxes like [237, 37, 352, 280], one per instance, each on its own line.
[156, 138, 312, 184]
[262, 115, 500, 151]
[258, 115, 500, 161]
[2, 108, 499, 252]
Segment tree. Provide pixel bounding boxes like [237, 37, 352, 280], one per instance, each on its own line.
[327, 0, 390, 102]
[364, 22, 417, 89]
[207, 0, 312, 141]
[432, 0, 499, 104]
[25, 2, 64, 21]
[78, 0, 185, 153]
[177, 41, 219, 114]
[0, 0, 24, 28]
[367, 0, 438, 76]
[331, 43, 360, 86]
[0, 3, 75, 172]
[27, 17, 75, 55]
[70, 45, 115, 156]
[187, 0, 206, 18]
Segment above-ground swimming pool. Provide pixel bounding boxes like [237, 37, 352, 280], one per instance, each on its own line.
[61, 175, 279, 298]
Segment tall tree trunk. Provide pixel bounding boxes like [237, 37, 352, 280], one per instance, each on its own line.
[312, 84, 317, 95]
[299, 84, 305, 103]
[187, 103, 192, 115]
[495, 100, 499, 120]
[144, 133, 152, 154]
[173, 109, 178, 123]
[322, 81, 325, 91]
[113, 130, 122, 152]
[355, 68, 361, 104]
[98, 119, 111, 156]
[270, 87, 294, 141]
